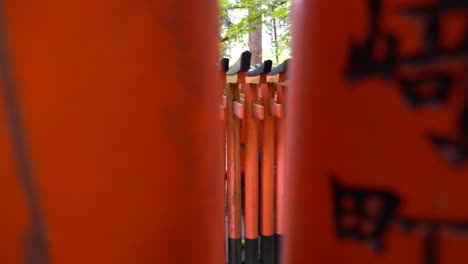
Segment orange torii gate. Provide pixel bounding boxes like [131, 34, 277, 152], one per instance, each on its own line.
[284, 0, 468, 264]
[267, 59, 289, 263]
[0, 0, 224, 263]
[222, 52, 289, 264]
[244, 60, 272, 264]
[225, 51, 251, 264]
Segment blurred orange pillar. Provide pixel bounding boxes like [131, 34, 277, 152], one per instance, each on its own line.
[0, 0, 224, 263]
[285, 0, 468, 263]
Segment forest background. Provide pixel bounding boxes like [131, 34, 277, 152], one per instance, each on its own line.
[219, 0, 292, 67]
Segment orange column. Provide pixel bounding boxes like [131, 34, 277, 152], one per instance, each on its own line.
[271, 86, 287, 264]
[0, 0, 224, 263]
[244, 60, 272, 264]
[221, 58, 229, 175]
[244, 81, 260, 264]
[261, 81, 276, 264]
[226, 80, 242, 264]
[226, 51, 251, 264]
[285, 0, 468, 264]
[220, 58, 229, 264]
[266, 60, 289, 264]
[274, 84, 285, 254]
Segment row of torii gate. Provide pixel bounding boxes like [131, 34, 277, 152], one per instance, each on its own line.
[220, 51, 288, 264]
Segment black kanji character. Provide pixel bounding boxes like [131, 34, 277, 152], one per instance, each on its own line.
[402, 0, 468, 66]
[332, 176, 400, 252]
[346, 0, 399, 82]
[397, 218, 468, 264]
[400, 73, 453, 108]
[430, 103, 468, 166]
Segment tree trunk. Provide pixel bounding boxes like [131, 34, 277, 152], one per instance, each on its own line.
[249, 13, 262, 66]
[272, 18, 279, 63]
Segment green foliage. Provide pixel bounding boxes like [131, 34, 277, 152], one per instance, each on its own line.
[219, 0, 291, 63]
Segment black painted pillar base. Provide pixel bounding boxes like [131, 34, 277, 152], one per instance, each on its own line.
[245, 238, 259, 264]
[261, 235, 275, 264]
[228, 238, 242, 264]
[274, 234, 283, 264]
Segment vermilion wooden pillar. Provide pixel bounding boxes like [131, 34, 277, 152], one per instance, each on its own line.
[261, 70, 276, 264]
[220, 58, 230, 264]
[226, 51, 251, 264]
[0, 0, 223, 263]
[285, 0, 468, 264]
[266, 60, 289, 264]
[244, 60, 272, 264]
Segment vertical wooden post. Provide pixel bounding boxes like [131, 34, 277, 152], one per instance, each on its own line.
[267, 60, 289, 264]
[226, 51, 251, 264]
[220, 58, 230, 264]
[245, 60, 272, 264]
[285, 0, 468, 264]
[221, 58, 229, 171]
[0, 0, 224, 263]
[244, 81, 260, 264]
[274, 84, 285, 263]
[225, 80, 241, 264]
[261, 80, 276, 264]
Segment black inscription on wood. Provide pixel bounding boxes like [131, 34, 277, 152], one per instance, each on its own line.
[332, 174, 468, 264]
[345, 0, 468, 166]
[332, 176, 400, 252]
